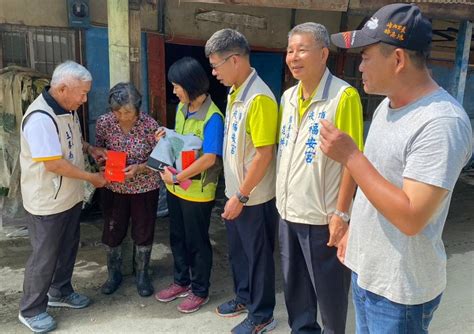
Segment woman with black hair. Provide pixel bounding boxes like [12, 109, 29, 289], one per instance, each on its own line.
[155, 57, 224, 314]
[95, 82, 160, 297]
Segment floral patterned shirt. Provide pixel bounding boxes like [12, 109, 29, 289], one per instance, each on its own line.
[96, 111, 160, 194]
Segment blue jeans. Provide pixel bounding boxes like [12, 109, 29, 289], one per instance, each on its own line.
[352, 273, 442, 334]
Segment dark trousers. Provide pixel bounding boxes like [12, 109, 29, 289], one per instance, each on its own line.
[279, 218, 351, 334]
[167, 191, 214, 298]
[20, 202, 82, 317]
[224, 198, 278, 324]
[101, 188, 159, 247]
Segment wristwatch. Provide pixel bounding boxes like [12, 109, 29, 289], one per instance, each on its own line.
[333, 209, 350, 223]
[235, 191, 249, 204]
[172, 174, 180, 185]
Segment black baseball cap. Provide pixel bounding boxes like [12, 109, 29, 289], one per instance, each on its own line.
[331, 3, 432, 51]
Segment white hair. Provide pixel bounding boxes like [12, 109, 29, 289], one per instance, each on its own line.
[50, 60, 92, 86]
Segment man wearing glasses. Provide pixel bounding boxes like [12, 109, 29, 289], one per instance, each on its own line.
[277, 23, 363, 334]
[205, 29, 279, 334]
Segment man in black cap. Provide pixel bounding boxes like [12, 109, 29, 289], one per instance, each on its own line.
[320, 3, 472, 333]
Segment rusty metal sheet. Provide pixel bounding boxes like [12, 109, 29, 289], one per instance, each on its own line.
[349, 0, 474, 20]
[147, 33, 167, 125]
[180, 0, 349, 12]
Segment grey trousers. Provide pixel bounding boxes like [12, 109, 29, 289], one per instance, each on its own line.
[20, 202, 82, 317]
[279, 218, 351, 334]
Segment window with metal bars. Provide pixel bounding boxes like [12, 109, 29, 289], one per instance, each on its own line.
[0, 24, 78, 75]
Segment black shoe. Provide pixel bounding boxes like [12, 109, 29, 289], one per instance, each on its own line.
[231, 317, 277, 334]
[135, 245, 154, 297]
[101, 246, 122, 295]
[215, 299, 247, 317]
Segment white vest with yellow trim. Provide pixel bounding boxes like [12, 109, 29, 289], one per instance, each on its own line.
[276, 68, 350, 225]
[20, 94, 85, 215]
[223, 69, 277, 206]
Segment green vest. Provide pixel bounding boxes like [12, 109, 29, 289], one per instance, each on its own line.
[166, 96, 223, 202]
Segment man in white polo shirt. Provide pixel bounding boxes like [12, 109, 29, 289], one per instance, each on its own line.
[19, 61, 107, 333]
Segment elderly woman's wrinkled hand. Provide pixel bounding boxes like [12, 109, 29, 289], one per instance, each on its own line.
[155, 127, 166, 142]
[123, 164, 141, 179]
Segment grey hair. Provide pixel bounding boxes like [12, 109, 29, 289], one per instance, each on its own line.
[205, 28, 250, 57]
[50, 60, 92, 86]
[288, 22, 329, 48]
[108, 82, 142, 114]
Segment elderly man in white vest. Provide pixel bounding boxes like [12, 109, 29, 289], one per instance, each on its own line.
[18, 61, 107, 333]
[205, 29, 279, 334]
[276, 23, 364, 334]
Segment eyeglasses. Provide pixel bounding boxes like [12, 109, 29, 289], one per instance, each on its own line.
[210, 53, 239, 69]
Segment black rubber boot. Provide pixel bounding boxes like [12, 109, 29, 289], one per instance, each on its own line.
[101, 246, 123, 295]
[135, 245, 154, 297]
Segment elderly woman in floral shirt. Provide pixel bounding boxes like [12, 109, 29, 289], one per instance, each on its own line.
[95, 82, 160, 297]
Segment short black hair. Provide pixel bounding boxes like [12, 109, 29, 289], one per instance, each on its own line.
[379, 42, 429, 70]
[205, 28, 250, 57]
[168, 57, 209, 101]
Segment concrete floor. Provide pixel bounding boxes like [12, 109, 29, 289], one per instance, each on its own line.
[0, 175, 473, 333]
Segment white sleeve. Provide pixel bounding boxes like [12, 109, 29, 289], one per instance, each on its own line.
[23, 113, 62, 160]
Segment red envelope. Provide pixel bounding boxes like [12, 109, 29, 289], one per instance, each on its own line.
[105, 151, 127, 183]
[181, 150, 196, 170]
